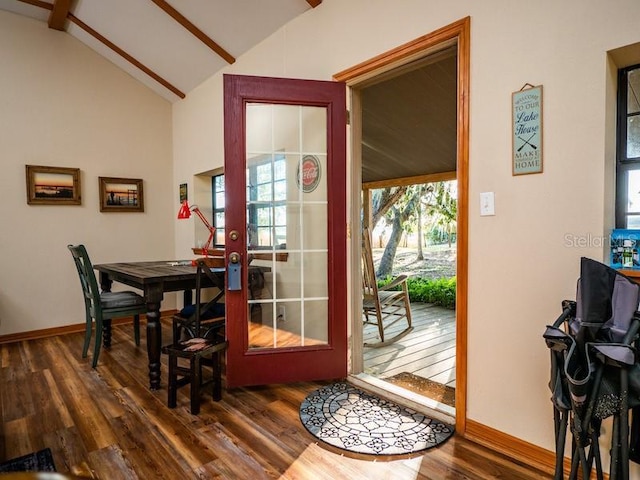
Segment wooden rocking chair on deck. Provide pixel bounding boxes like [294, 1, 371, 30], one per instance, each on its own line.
[361, 227, 413, 346]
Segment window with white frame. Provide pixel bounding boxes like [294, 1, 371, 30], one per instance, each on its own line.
[211, 155, 287, 248]
[212, 174, 225, 246]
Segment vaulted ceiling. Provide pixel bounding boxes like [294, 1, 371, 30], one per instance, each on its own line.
[1, 0, 321, 102]
[4, 0, 457, 183]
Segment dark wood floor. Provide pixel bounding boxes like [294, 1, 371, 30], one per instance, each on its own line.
[363, 302, 456, 387]
[0, 317, 551, 479]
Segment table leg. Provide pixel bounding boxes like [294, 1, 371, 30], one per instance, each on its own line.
[98, 272, 113, 292]
[146, 300, 162, 390]
[103, 319, 112, 348]
[183, 289, 193, 306]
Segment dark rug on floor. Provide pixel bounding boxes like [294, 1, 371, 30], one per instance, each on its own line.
[0, 448, 56, 472]
[299, 382, 454, 455]
[384, 372, 456, 407]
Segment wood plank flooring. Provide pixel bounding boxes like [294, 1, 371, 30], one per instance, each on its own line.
[364, 302, 456, 387]
[0, 317, 551, 479]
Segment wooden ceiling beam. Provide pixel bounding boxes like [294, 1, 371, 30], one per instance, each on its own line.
[68, 13, 185, 99]
[17, 0, 185, 99]
[306, 0, 322, 7]
[48, 0, 72, 31]
[149, 0, 236, 65]
[17, 0, 53, 11]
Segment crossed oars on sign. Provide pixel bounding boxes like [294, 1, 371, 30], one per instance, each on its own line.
[517, 133, 537, 152]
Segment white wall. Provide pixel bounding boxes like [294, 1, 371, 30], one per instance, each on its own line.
[172, 0, 640, 467]
[0, 11, 175, 336]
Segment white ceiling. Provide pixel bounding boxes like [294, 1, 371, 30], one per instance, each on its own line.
[4, 0, 457, 182]
[1, 0, 319, 102]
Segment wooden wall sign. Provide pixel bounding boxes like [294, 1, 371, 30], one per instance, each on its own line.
[512, 84, 543, 175]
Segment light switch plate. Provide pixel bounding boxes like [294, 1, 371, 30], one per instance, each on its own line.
[480, 192, 495, 216]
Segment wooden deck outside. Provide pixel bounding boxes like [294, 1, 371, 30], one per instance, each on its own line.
[363, 302, 456, 388]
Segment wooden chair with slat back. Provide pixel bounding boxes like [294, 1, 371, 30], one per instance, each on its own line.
[361, 227, 413, 346]
[171, 256, 226, 345]
[67, 244, 146, 367]
[162, 259, 228, 415]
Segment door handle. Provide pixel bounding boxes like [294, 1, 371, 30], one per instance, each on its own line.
[228, 252, 241, 290]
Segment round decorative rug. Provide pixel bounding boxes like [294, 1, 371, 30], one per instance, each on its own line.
[299, 382, 454, 455]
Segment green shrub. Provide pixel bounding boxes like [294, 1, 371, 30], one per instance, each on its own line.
[378, 276, 456, 309]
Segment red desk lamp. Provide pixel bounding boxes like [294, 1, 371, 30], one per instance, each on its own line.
[177, 200, 216, 257]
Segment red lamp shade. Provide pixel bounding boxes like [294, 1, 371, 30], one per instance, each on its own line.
[177, 200, 216, 256]
[177, 200, 191, 219]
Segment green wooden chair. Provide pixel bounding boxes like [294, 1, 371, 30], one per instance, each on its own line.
[68, 244, 146, 367]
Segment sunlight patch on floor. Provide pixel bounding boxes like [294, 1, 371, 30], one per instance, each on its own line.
[279, 443, 423, 480]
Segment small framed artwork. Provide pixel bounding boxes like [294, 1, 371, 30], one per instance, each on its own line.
[26, 165, 81, 205]
[99, 177, 144, 212]
[179, 183, 188, 203]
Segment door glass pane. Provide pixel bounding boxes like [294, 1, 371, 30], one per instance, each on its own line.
[303, 252, 328, 298]
[304, 301, 328, 344]
[275, 252, 302, 298]
[245, 102, 328, 350]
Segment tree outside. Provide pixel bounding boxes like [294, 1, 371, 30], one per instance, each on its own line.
[367, 181, 457, 307]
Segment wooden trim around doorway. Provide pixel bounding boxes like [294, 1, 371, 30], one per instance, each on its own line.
[334, 16, 471, 436]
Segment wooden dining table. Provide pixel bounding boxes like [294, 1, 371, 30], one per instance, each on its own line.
[93, 261, 225, 390]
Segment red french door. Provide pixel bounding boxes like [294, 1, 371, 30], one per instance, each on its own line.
[223, 74, 347, 388]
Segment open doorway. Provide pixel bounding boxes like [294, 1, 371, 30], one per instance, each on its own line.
[359, 47, 458, 415]
[335, 18, 469, 429]
[363, 181, 457, 412]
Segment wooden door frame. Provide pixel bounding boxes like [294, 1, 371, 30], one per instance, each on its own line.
[334, 16, 470, 434]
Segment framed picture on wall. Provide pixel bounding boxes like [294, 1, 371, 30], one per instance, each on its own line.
[99, 177, 144, 212]
[26, 165, 81, 205]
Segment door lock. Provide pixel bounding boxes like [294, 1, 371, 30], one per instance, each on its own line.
[228, 252, 241, 290]
[229, 230, 239, 241]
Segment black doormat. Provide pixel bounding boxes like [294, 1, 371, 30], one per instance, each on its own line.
[299, 382, 454, 455]
[0, 448, 56, 472]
